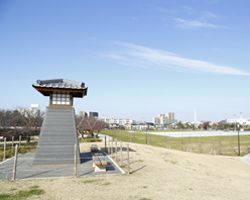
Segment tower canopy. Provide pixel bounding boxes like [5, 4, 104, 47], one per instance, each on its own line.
[32, 79, 88, 98]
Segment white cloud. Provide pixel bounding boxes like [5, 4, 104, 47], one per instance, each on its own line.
[103, 42, 250, 76]
[174, 18, 219, 29]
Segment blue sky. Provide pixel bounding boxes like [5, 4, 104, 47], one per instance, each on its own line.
[1, 0, 250, 122]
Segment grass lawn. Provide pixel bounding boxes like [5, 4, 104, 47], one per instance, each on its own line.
[101, 130, 250, 157]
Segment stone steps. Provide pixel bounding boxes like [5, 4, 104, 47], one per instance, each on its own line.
[33, 108, 80, 165]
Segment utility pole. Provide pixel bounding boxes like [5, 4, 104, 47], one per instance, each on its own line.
[238, 124, 240, 156]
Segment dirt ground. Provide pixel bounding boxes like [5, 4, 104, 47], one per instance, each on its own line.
[1, 142, 250, 200]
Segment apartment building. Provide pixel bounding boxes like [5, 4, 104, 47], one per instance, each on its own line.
[18, 104, 40, 118]
[153, 112, 176, 125]
[78, 111, 99, 118]
[99, 118, 136, 126]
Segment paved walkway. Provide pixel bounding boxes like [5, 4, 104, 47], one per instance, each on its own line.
[241, 154, 250, 165]
[0, 152, 124, 180]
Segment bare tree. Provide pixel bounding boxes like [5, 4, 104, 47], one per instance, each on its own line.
[0, 108, 43, 143]
[76, 116, 108, 138]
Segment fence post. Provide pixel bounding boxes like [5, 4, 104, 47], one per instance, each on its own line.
[127, 144, 129, 175]
[115, 139, 117, 162]
[12, 136, 14, 156]
[133, 130, 135, 143]
[199, 133, 202, 153]
[19, 135, 21, 147]
[108, 139, 110, 154]
[105, 135, 106, 153]
[189, 134, 192, 152]
[169, 133, 171, 149]
[111, 138, 113, 157]
[181, 133, 183, 151]
[164, 133, 166, 148]
[74, 144, 77, 178]
[120, 140, 122, 166]
[3, 137, 6, 161]
[12, 145, 18, 181]
[219, 132, 222, 154]
[213, 135, 215, 155]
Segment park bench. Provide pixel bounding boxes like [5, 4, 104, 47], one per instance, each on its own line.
[92, 153, 107, 172]
[90, 145, 99, 152]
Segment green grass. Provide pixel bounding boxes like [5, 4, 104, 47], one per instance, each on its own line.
[101, 130, 250, 156]
[0, 186, 44, 199]
[143, 186, 147, 188]
[29, 185, 39, 189]
[139, 198, 152, 200]
[83, 179, 98, 184]
[102, 182, 111, 186]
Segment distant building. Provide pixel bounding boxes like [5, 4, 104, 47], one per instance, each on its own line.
[18, 104, 40, 117]
[226, 118, 250, 126]
[153, 112, 176, 126]
[78, 111, 99, 118]
[226, 111, 250, 126]
[99, 118, 135, 126]
[78, 111, 87, 117]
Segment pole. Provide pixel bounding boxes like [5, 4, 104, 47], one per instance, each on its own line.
[111, 138, 113, 157]
[108, 139, 110, 154]
[234, 114, 236, 131]
[169, 133, 171, 149]
[12, 145, 18, 181]
[164, 133, 166, 148]
[12, 136, 14, 156]
[115, 139, 117, 162]
[213, 135, 215, 155]
[219, 132, 222, 154]
[105, 135, 106, 153]
[127, 144, 129, 175]
[148, 130, 150, 145]
[74, 144, 77, 178]
[238, 125, 240, 156]
[3, 137, 6, 161]
[19, 135, 21, 147]
[120, 140, 122, 166]
[134, 129, 135, 142]
[189, 134, 191, 152]
[181, 132, 183, 151]
[199, 132, 202, 153]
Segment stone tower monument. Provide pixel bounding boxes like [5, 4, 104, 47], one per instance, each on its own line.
[32, 79, 88, 165]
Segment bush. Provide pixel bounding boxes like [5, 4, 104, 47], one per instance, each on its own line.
[0, 149, 13, 161]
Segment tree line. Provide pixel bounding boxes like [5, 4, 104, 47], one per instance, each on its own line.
[0, 109, 109, 143]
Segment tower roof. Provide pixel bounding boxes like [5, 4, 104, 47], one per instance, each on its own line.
[32, 79, 88, 97]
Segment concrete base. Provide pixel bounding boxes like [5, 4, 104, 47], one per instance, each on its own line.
[92, 163, 106, 172]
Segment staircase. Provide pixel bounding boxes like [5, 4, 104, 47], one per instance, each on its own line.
[33, 108, 80, 165]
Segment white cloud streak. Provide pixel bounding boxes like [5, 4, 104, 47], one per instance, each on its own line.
[103, 42, 250, 76]
[174, 18, 219, 29]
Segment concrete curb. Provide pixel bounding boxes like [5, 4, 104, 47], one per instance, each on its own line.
[106, 154, 125, 174]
